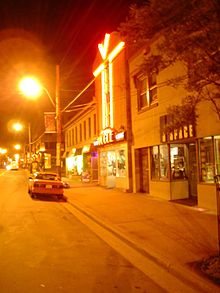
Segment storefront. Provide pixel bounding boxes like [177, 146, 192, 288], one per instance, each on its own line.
[66, 148, 83, 177]
[94, 128, 129, 190]
[82, 144, 98, 182]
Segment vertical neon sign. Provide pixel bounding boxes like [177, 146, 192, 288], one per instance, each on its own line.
[93, 33, 125, 129]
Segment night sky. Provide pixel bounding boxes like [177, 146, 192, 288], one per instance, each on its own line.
[0, 0, 137, 149]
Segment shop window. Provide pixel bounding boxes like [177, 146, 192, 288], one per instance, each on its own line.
[170, 144, 187, 180]
[100, 152, 107, 176]
[107, 151, 116, 176]
[215, 136, 220, 175]
[151, 145, 169, 180]
[199, 137, 215, 182]
[136, 72, 158, 112]
[116, 149, 126, 177]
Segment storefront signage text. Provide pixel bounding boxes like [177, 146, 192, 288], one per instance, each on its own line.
[94, 128, 114, 146]
[161, 124, 194, 143]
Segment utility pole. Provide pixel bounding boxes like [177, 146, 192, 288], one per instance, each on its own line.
[56, 64, 62, 178]
[28, 122, 32, 168]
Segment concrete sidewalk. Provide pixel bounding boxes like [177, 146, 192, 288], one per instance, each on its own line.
[62, 176, 219, 290]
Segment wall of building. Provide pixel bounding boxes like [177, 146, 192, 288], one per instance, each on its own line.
[129, 41, 220, 212]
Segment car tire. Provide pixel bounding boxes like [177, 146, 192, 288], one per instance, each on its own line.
[30, 192, 36, 199]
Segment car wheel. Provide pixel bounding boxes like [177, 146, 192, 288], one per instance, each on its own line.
[30, 192, 36, 199]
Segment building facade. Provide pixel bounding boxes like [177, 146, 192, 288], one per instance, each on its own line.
[63, 102, 98, 182]
[92, 32, 132, 191]
[129, 43, 220, 212]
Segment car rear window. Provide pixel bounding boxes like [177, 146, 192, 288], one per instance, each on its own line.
[36, 174, 58, 181]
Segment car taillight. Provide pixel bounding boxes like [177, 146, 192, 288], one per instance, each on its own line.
[34, 183, 45, 187]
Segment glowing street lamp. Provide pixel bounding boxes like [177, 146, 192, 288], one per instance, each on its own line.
[12, 122, 31, 166]
[18, 65, 61, 177]
[19, 77, 42, 98]
[14, 144, 21, 150]
[13, 122, 23, 132]
[0, 148, 7, 155]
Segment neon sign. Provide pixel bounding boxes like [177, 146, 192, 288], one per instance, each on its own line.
[93, 33, 125, 129]
[93, 128, 115, 146]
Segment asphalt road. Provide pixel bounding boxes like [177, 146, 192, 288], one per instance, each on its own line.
[0, 169, 165, 293]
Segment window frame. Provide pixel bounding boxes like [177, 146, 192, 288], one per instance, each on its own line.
[136, 71, 158, 112]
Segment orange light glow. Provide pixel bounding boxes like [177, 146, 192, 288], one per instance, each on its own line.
[108, 41, 125, 62]
[98, 33, 110, 59]
[93, 33, 125, 129]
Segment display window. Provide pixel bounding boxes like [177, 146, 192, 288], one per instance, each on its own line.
[116, 149, 126, 177]
[199, 136, 216, 182]
[107, 151, 116, 176]
[170, 144, 187, 180]
[100, 152, 107, 176]
[151, 145, 169, 180]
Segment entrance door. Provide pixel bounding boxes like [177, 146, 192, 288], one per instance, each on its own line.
[135, 148, 149, 193]
[188, 143, 198, 197]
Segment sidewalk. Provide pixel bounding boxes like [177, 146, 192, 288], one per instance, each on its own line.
[62, 176, 219, 290]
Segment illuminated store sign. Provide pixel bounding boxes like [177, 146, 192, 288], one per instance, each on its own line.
[93, 33, 125, 129]
[160, 115, 195, 142]
[93, 129, 126, 146]
[161, 125, 194, 142]
[115, 131, 125, 141]
[94, 128, 114, 146]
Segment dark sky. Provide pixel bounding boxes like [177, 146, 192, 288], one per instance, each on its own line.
[0, 0, 138, 149]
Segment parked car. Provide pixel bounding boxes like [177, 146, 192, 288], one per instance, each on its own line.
[28, 172, 64, 200]
[6, 161, 19, 170]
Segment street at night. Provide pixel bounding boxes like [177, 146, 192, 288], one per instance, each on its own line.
[0, 169, 166, 292]
[0, 0, 219, 292]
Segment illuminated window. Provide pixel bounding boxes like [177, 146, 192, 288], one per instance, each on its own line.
[84, 121, 86, 140]
[75, 126, 78, 144]
[88, 117, 91, 138]
[80, 124, 82, 142]
[151, 145, 169, 180]
[170, 144, 187, 180]
[72, 128, 74, 145]
[199, 137, 215, 182]
[136, 72, 158, 111]
[94, 114, 97, 135]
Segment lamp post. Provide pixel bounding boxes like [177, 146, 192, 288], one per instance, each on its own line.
[19, 65, 62, 177]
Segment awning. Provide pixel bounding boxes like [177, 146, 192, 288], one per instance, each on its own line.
[82, 144, 97, 154]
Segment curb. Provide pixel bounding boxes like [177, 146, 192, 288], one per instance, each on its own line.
[66, 198, 219, 292]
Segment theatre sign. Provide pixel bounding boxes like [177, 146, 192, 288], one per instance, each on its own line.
[93, 128, 126, 146]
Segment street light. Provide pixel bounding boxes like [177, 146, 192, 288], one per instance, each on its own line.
[18, 65, 62, 177]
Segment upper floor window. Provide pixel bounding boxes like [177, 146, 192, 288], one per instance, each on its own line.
[136, 72, 158, 112]
[80, 124, 82, 142]
[94, 114, 97, 135]
[88, 117, 91, 138]
[84, 120, 86, 140]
